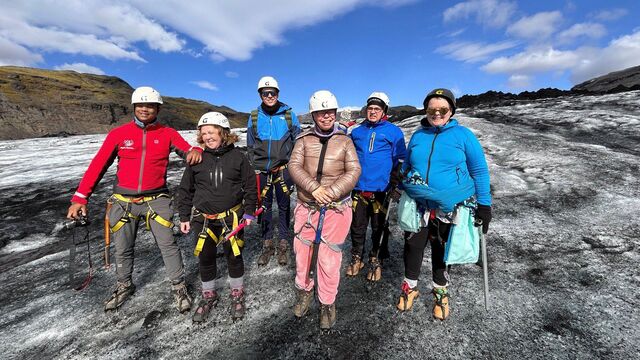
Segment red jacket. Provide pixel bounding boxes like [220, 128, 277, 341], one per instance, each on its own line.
[71, 121, 201, 205]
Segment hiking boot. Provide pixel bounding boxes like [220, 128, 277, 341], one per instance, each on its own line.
[277, 239, 289, 266]
[366, 257, 382, 282]
[319, 303, 336, 330]
[171, 282, 193, 313]
[104, 280, 135, 311]
[293, 288, 313, 318]
[345, 255, 364, 277]
[257, 239, 275, 266]
[230, 287, 246, 321]
[432, 286, 450, 321]
[192, 290, 219, 323]
[396, 281, 419, 311]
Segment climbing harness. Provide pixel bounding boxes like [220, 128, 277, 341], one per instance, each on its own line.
[192, 204, 244, 257]
[66, 218, 93, 291]
[351, 191, 385, 214]
[108, 193, 174, 233]
[294, 201, 350, 253]
[260, 164, 291, 199]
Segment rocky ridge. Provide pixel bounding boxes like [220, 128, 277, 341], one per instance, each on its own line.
[0, 66, 248, 140]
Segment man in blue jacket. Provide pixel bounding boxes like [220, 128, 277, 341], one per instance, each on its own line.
[347, 92, 407, 282]
[247, 76, 301, 266]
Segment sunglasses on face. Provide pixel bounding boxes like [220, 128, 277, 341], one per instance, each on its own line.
[426, 107, 450, 116]
[260, 90, 278, 98]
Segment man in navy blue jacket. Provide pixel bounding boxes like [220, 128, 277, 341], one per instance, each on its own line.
[247, 76, 301, 266]
[347, 92, 407, 281]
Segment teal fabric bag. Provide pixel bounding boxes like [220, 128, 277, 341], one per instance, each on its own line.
[397, 191, 421, 233]
[443, 205, 480, 265]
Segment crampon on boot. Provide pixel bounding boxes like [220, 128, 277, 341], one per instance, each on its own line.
[366, 257, 382, 282]
[293, 287, 313, 318]
[396, 281, 419, 311]
[171, 282, 193, 314]
[192, 290, 219, 323]
[277, 239, 289, 266]
[432, 286, 450, 321]
[345, 254, 365, 277]
[319, 303, 336, 330]
[230, 288, 246, 321]
[257, 239, 275, 266]
[104, 280, 136, 311]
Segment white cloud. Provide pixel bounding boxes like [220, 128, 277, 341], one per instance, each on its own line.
[436, 41, 517, 63]
[443, 0, 516, 28]
[53, 63, 105, 75]
[507, 74, 531, 88]
[0, 11, 145, 62]
[225, 71, 239, 78]
[480, 30, 640, 85]
[482, 47, 579, 74]
[557, 23, 606, 44]
[135, 0, 420, 61]
[190, 80, 218, 91]
[571, 30, 640, 83]
[507, 11, 563, 39]
[0, 36, 43, 66]
[0, 1, 418, 63]
[590, 8, 628, 22]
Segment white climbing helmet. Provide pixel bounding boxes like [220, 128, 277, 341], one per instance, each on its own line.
[309, 90, 339, 113]
[367, 91, 390, 111]
[257, 76, 279, 91]
[198, 112, 230, 129]
[131, 86, 163, 104]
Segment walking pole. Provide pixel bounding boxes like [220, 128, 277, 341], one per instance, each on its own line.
[476, 219, 489, 311]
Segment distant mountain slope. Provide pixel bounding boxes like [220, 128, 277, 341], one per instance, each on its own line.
[0, 66, 248, 140]
[458, 65, 640, 108]
[572, 65, 640, 93]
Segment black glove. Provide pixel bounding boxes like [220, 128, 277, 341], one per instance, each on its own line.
[475, 205, 492, 234]
[389, 165, 404, 188]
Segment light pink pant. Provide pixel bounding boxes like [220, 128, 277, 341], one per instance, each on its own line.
[293, 201, 352, 305]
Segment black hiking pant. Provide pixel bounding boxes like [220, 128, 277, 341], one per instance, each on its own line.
[350, 191, 390, 260]
[191, 217, 244, 282]
[403, 218, 451, 286]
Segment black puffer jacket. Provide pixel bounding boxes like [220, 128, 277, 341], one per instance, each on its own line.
[177, 144, 257, 221]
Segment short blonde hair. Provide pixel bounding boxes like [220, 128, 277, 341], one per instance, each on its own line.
[197, 124, 239, 146]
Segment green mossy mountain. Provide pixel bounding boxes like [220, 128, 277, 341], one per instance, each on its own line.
[0, 66, 248, 140]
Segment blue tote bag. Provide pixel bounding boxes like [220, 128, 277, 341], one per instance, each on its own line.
[443, 205, 480, 265]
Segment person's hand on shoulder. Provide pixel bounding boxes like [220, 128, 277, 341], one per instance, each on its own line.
[186, 148, 202, 165]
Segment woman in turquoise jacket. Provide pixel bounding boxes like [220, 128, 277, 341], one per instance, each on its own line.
[396, 88, 492, 321]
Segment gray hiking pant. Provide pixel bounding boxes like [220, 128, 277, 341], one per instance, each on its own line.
[108, 195, 184, 284]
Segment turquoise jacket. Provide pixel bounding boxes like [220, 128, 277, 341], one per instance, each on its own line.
[402, 118, 491, 212]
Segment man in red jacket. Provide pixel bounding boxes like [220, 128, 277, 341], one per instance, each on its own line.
[67, 86, 202, 312]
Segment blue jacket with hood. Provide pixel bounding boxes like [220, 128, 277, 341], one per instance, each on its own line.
[402, 117, 491, 212]
[247, 102, 301, 172]
[350, 118, 407, 191]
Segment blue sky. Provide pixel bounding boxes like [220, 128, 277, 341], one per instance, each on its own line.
[1, 0, 639, 113]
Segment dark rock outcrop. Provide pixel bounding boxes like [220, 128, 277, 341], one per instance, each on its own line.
[458, 65, 640, 109]
[0, 66, 248, 140]
[572, 65, 640, 93]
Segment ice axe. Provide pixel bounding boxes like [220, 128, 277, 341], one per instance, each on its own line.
[308, 206, 327, 298]
[223, 207, 265, 241]
[475, 218, 489, 311]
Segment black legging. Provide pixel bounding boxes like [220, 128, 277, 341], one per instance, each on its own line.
[403, 218, 451, 286]
[191, 217, 244, 282]
[350, 191, 390, 260]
